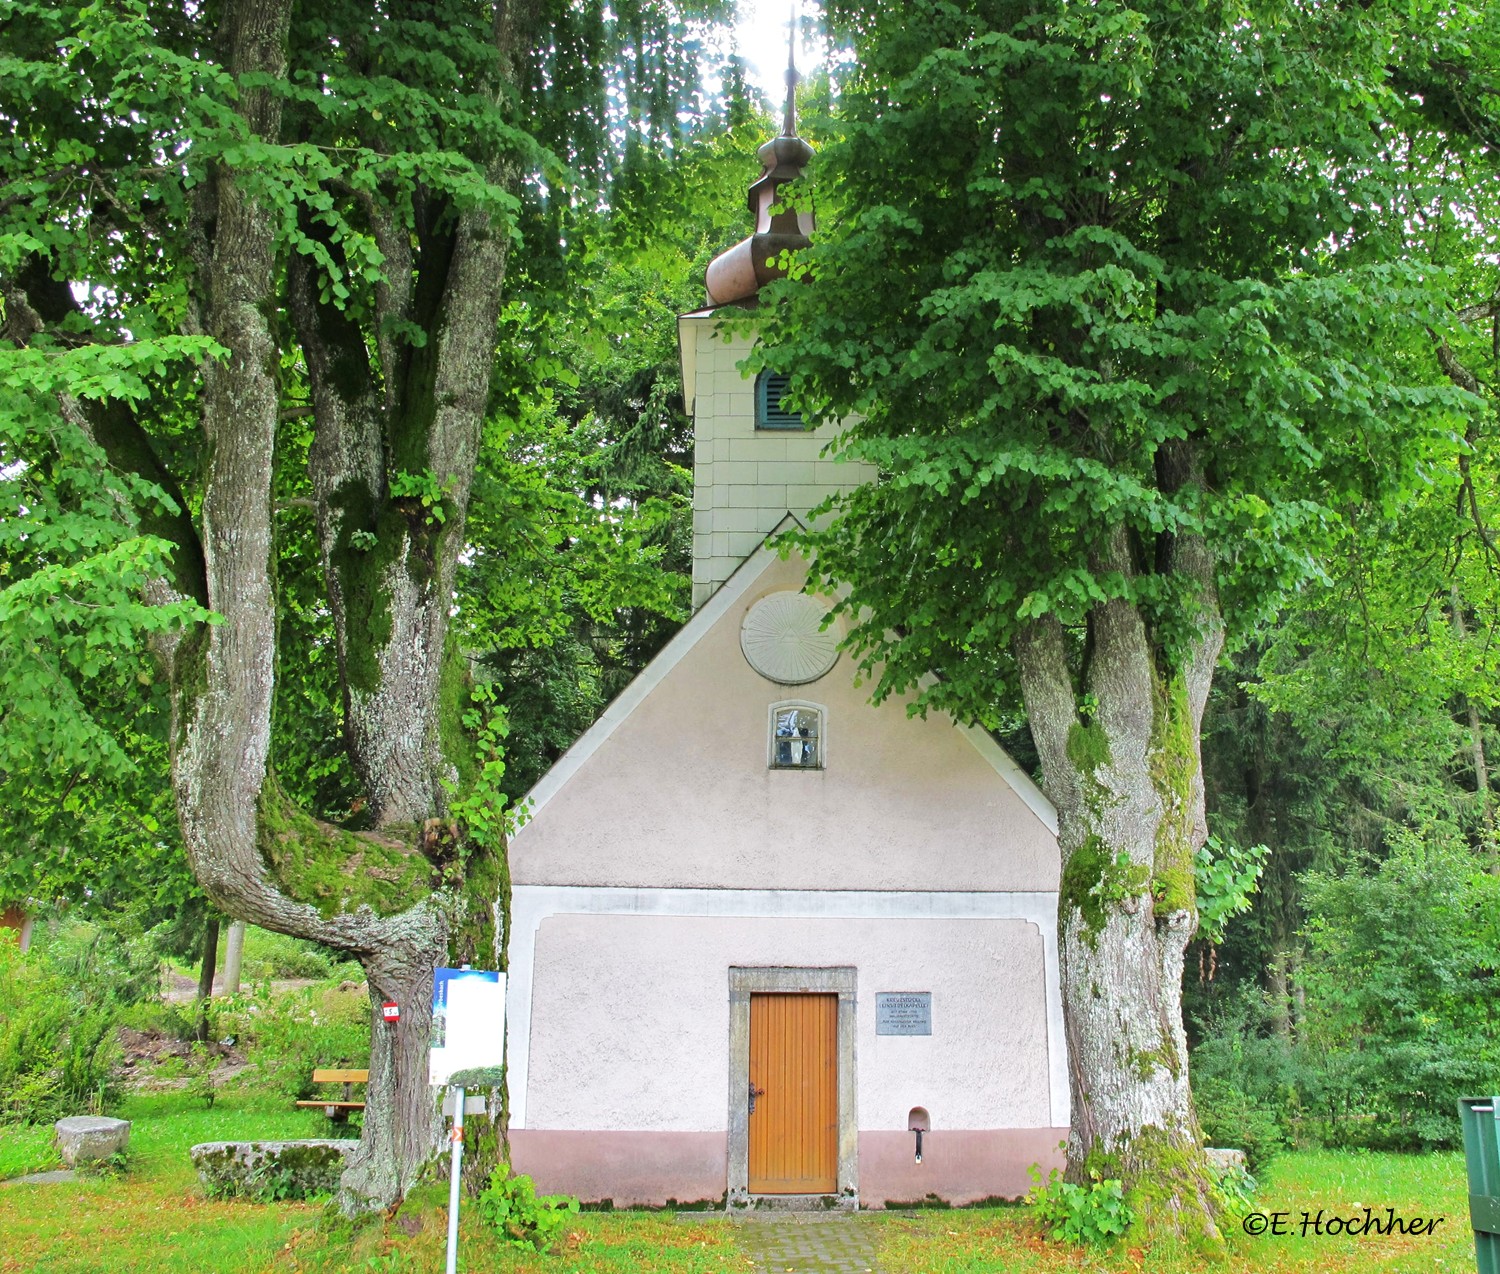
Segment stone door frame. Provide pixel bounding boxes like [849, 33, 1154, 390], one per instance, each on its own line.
[727, 966, 858, 1207]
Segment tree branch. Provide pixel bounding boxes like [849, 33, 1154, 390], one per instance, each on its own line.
[6, 256, 207, 605]
[1432, 327, 1484, 396]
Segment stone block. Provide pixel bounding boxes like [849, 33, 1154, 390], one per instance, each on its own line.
[785, 433, 826, 457]
[719, 507, 772, 533]
[190, 1139, 357, 1201]
[718, 460, 759, 488]
[727, 531, 766, 559]
[54, 1116, 131, 1167]
[730, 484, 774, 508]
[1204, 1147, 1248, 1175]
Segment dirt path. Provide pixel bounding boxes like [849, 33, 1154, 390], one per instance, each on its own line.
[128, 975, 339, 1091]
[161, 972, 321, 1003]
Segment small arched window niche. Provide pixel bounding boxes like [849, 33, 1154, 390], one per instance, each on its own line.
[755, 371, 804, 430]
[769, 701, 825, 770]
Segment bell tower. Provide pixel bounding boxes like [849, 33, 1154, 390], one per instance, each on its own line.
[677, 35, 878, 610]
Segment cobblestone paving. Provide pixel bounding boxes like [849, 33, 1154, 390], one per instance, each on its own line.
[726, 1214, 887, 1274]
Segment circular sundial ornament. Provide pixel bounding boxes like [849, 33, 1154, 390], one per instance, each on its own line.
[740, 591, 840, 684]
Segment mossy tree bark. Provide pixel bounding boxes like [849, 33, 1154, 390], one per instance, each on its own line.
[6, 0, 696, 1218]
[145, 0, 520, 1214]
[1014, 500, 1224, 1240]
[748, 0, 1475, 1247]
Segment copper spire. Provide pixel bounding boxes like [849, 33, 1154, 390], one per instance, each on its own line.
[702, 13, 815, 307]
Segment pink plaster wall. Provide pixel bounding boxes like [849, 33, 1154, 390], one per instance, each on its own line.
[858, 1129, 1067, 1207]
[509, 1130, 728, 1207]
[510, 552, 1057, 893]
[524, 913, 1051, 1134]
[506, 1128, 1066, 1208]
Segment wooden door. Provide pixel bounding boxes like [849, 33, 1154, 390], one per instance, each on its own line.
[748, 993, 838, 1193]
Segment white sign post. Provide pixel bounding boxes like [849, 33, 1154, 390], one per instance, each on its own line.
[445, 1086, 466, 1274]
[430, 967, 506, 1274]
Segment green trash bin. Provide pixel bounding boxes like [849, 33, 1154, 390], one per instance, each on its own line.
[1461, 1096, 1500, 1274]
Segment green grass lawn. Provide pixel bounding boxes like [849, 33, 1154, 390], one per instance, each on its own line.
[869, 1149, 1473, 1273]
[0, 1124, 61, 1183]
[0, 1092, 332, 1274]
[0, 1092, 747, 1274]
[0, 1093, 1477, 1274]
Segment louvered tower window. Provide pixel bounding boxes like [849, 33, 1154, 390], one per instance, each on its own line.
[755, 371, 804, 430]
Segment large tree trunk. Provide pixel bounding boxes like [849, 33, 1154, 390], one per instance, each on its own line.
[272, 2, 530, 1209]
[1014, 521, 1223, 1240]
[288, 202, 508, 829]
[160, 0, 507, 1214]
[6, 0, 587, 1222]
[344, 912, 450, 1209]
[286, 0, 533, 829]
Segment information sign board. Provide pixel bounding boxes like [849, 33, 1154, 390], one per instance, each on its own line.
[429, 967, 506, 1087]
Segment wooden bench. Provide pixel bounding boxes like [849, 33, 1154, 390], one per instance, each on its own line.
[295, 1068, 368, 1122]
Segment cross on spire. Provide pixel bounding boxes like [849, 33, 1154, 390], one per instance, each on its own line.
[783, 5, 800, 137]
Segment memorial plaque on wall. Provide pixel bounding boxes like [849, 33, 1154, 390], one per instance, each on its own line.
[876, 992, 932, 1036]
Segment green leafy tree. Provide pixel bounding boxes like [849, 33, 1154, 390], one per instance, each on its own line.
[474, 109, 778, 795]
[759, 0, 1478, 1238]
[1196, 83, 1500, 1033]
[1300, 829, 1500, 1148]
[0, 312, 210, 943]
[0, 0, 722, 1212]
[1195, 656, 1378, 1036]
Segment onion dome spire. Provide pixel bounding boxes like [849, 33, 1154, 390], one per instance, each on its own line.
[704, 12, 815, 308]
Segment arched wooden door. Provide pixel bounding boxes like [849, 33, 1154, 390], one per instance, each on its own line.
[747, 993, 838, 1193]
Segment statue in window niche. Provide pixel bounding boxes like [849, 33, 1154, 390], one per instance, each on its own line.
[774, 707, 820, 768]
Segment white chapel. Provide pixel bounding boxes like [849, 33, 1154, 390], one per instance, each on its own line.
[503, 82, 1068, 1209]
